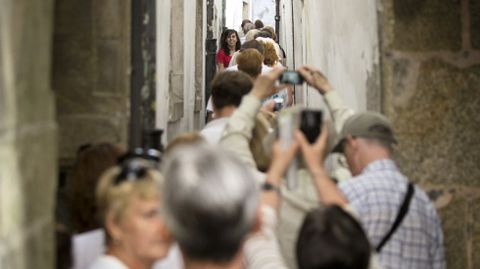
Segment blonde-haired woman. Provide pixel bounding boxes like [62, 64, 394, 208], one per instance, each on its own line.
[89, 158, 181, 269]
[257, 38, 293, 108]
[259, 40, 280, 67]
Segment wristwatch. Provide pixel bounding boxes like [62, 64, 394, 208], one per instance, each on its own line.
[262, 182, 281, 194]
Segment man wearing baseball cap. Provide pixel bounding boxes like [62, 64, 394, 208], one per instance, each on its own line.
[298, 65, 445, 268]
[329, 110, 445, 269]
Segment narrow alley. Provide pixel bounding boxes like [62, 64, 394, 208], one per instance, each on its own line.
[1, 0, 480, 268]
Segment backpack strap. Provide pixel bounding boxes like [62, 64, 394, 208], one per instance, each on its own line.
[376, 182, 415, 252]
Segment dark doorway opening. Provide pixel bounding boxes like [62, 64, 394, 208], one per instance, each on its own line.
[130, 0, 158, 149]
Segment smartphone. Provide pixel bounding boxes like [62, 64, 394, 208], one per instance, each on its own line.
[273, 97, 284, 112]
[299, 109, 322, 143]
[278, 111, 300, 190]
[279, 71, 304, 85]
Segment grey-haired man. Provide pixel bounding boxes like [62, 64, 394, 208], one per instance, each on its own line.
[331, 111, 446, 269]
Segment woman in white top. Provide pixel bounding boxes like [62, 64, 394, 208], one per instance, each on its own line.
[89, 157, 174, 269]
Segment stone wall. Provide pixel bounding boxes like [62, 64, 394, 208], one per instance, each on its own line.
[0, 0, 57, 268]
[379, 0, 480, 268]
[52, 0, 131, 164]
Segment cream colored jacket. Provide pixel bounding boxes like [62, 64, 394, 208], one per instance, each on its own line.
[220, 91, 357, 268]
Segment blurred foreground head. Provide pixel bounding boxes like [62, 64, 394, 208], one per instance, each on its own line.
[296, 205, 371, 269]
[96, 158, 172, 265]
[69, 143, 124, 233]
[237, 49, 263, 79]
[162, 144, 259, 263]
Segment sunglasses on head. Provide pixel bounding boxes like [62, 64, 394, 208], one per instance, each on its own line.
[114, 148, 161, 185]
[117, 147, 161, 164]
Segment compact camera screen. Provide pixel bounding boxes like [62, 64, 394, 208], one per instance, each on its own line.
[279, 71, 304, 85]
[299, 109, 322, 144]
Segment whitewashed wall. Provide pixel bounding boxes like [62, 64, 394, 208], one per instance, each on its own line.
[251, 0, 276, 27]
[213, 0, 225, 36]
[156, 0, 207, 143]
[225, 0, 244, 31]
[156, 0, 172, 143]
[280, 0, 381, 115]
[279, 0, 307, 104]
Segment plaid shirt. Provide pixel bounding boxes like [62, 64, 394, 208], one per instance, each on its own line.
[339, 160, 445, 269]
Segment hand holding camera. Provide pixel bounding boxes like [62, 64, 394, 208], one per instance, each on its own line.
[295, 124, 328, 175]
[297, 65, 332, 95]
[279, 70, 304, 85]
[251, 67, 286, 100]
[277, 108, 323, 189]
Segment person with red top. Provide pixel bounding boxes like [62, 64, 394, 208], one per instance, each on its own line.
[216, 29, 241, 72]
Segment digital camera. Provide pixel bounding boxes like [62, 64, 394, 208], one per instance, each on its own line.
[279, 71, 304, 85]
[277, 107, 323, 189]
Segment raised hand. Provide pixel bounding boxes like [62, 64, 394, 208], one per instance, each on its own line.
[294, 126, 328, 173]
[294, 127, 348, 206]
[267, 140, 299, 184]
[251, 67, 287, 100]
[297, 65, 332, 95]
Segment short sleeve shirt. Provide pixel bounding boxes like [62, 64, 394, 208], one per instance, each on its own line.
[216, 48, 232, 68]
[338, 160, 445, 269]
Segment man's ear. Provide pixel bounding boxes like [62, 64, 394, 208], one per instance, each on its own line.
[251, 206, 263, 234]
[346, 135, 358, 151]
[106, 213, 123, 242]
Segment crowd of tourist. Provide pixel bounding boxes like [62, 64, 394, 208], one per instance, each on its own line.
[56, 19, 446, 269]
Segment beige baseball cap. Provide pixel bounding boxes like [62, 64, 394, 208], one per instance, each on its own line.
[331, 111, 397, 153]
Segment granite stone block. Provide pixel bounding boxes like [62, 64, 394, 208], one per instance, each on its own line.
[471, 0, 480, 49]
[94, 0, 124, 39]
[52, 0, 130, 162]
[473, 235, 480, 269]
[4, 4, 56, 127]
[24, 223, 54, 269]
[1, 0, 57, 268]
[54, 0, 92, 35]
[53, 38, 129, 115]
[437, 194, 468, 269]
[471, 195, 480, 236]
[391, 58, 413, 98]
[393, 0, 461, 51]
[58, 117, 127, 160]
[390, 59, 480, 186]
[52, 35, 93, 87]
[94, 41, 121, 95]
[16, 130, 57, 226]
[0, 128, 57, 232]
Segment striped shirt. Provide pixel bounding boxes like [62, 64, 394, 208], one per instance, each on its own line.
[339, 160, 445, 269]
[244, 206, 288, 269]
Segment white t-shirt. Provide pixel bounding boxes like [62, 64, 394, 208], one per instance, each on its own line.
[88, 252, 184, 269]
[154, 245, 184, 269]
[200, 117, 229, 144]
[225, 64, 272, 73]
[206, 65, 273, 113]
[89, 255, 127, 269]
[73, 229, 105, 269]
[74, 229, 183, 269]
